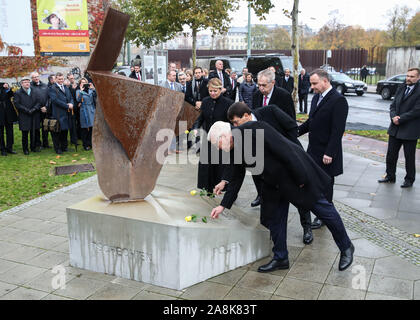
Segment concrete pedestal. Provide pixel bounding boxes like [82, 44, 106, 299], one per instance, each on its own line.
[66, 185, 271, 290]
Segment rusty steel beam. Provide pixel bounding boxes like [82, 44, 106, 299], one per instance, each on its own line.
[87, 8, 191, 202]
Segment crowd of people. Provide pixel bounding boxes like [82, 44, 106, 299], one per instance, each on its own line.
[0, 71, 96, 156]
[157, 60, 420, 273]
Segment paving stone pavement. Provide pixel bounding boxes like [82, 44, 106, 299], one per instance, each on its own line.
[0, 136, 419, 300]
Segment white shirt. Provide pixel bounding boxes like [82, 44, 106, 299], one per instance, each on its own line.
[264, 86, 275, 105]
[251, 113, 258, 121]
[318, 85, 333, 105]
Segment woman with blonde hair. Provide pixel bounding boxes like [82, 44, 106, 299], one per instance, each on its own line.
[192, 78, 233, 193]
[185, 69, 193, 82]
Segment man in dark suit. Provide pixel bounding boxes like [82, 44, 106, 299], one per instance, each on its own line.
[208, 60, 232, 98]
[214, 102, 313, 245]
[378, 68, 420, 188]
[208, 121, 354, 272]
[49, 72, 74, 154]
[185, 67, 209, 110]
[252, 69, 295, 119]
[129, 65, 142, 81]
[31, 72, 51, 149]
[0, 82, 18, 156]
[229, 71, 238, 101]
[298, 69, 349, 229]
[13, 77, 41, 155]
[279, 68, 294, 94]
[298, 68, 311, 114]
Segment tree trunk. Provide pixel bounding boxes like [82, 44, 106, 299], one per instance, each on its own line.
[192, 28, 197, 68]
[291, 0, 300, 114]
[122, 38, 127, 65]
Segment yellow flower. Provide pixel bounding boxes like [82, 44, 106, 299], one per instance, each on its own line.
[185, 130, 190, 134]
[190, 190, 197, 196]
[185, 216, 192, 222]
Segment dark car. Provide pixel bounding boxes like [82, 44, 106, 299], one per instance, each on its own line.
[209, 57, 247, 76]
[329, 72, 367, 96]
[376, 74, 406, 100]
[246, 54, 302, 80]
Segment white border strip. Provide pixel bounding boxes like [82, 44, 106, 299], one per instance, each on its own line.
[0, 175, 98, 217]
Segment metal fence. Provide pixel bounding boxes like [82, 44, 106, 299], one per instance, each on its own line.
[168, 48, 387, 77]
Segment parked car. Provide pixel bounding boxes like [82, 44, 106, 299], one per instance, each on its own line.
[112, 65, 132, 77]
[329, 72, 367, 96]
[376, 74, 406, 100]
[246, 54, 302, 80]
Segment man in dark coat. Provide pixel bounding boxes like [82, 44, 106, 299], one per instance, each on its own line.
[298, 68, 311, 114]
[279, 68, 294, 94]
[252, 69, 295, 119]
[360, 65, 369, 82]
[49, 72, 74, 154]
[298, 69, 349, 229]
[228, 71, 238, 101]
[0, 82, 18, 156]
[129, 65, 142, 81]
[185, 67, 209, 110]
[208, 121, 354, 273]
[31, 72, 51, 149]
[208, 60, 232, 98]
[192, 78, 233, 192]
[214, 102, 314, 245]
[13, 78, 41, 155]
[378, 68, 420, 188]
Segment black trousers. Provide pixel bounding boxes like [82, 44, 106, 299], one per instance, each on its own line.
[81, 127, 92, 148]
[253, 174, 312, 229]
[386, 135, 417, 183]
[0, 123, 14, 151]
[38, 113, 50, 147]
[52, 130, 68, 152]
[299, 93, 308, 113]
[21, 130, 40, 152]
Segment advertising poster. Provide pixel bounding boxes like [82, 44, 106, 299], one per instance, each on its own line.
[0, 0, 35, 56]
[36, 0, 90, 56]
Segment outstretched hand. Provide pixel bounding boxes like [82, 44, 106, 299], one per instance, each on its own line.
[213, 181, 226, 195]
[211, 206, 225, 219]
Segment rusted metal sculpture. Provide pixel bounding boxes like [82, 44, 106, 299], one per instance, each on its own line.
[88, 8, 198, 202]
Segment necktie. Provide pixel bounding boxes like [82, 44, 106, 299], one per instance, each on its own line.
[60, 85, 65, 93]
[317, 94, 323, 106]
[263, 96, 268, 106]
[404, 86, 411, 98]
[231, 79, 234, 89]
[137, 73, 140, 80]
[170, 82, 174, 90]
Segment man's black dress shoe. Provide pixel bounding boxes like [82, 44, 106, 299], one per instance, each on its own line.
[311, 217, 324, 229]
[258, 258, 289, 273]
[401, 180, 413, 188]
[303, 227, 313, 245]
[339, 243, 354, 271]
[23, 150, 29, 155]
[6, 149, 17, 154]
[251, 196, 261, 207]
[378, 176, 396, 183]
[1, 151, 7, 156]
[56, 149, 62, 155]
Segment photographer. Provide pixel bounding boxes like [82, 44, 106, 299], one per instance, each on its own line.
[76, 78, 96, 151]
[0, 82, 18, 156]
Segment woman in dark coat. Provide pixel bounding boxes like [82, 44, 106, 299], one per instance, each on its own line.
[192, 78, 233, 192]
[0, 83, 18, 155]
[239, 73, 257, 109]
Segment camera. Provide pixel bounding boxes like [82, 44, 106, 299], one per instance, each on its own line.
[83, 83, 90, 92]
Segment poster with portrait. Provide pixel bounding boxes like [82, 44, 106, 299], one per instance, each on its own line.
[0, 0, 35, 56]
[157, 55, 167, 86]
[36, 0, 90, 56]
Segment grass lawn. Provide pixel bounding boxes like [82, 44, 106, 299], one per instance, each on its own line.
[0, 125, 96, 212]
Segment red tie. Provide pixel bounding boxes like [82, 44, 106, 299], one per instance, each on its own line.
[137, 73, 140, 80]
[263, 96, 268, 106]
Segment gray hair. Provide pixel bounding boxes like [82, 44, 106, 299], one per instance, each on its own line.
[30, 72, 39, 78]
[258, 69, 275, 82]
[178, 72, 186, 78]
[310, 69, 331, 82]
[207, 121, 232, 144]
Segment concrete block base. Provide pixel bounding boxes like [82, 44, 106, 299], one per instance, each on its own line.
[66, 185, 271, 290]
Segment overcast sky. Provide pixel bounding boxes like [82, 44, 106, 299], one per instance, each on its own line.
[231, 0, 420, 31]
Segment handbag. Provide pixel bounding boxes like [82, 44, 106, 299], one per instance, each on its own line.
[43, 118, 60, 133]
